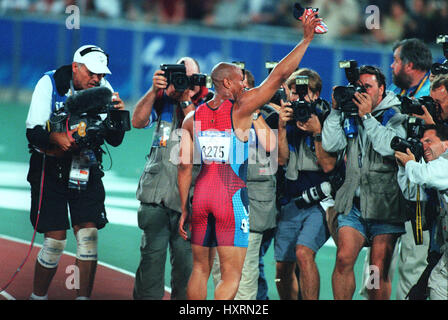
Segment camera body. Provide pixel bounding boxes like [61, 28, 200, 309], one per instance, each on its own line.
[390, 136, 424, 162]
[399, 95, 439, 119]
[406, 116, 426, 140]
[333, 60, 367, 117]
[160, 64, 211, 92]
[289, 76, 316, 123]
[270, 87, 287, 106]
[390, 116, 425, 162]
[48, 87, 130, 150]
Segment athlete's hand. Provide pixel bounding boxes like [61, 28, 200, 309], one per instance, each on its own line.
[301, 9, 320, 42]
[178, 209, 190, 241]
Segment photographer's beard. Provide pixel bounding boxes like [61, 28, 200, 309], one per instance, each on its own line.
[393, 68, 413, 90]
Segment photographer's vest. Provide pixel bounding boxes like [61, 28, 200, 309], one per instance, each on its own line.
[45, 70, 69, 113]
[246, 107, 278, 233]
[285, 136, 321, 181]
[136, 103, 200, 213]
[334, 107, 407, 223]
[285, 106, 328, 181]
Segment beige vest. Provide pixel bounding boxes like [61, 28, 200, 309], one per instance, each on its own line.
[136, 109, 199, 213]
[246, 156, 277, 232]
[334, 135, 406, 223]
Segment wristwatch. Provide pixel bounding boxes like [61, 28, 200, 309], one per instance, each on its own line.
[313, 133, 322, 142]
[252, 112, 260, 121]
[362, 113, 372, 121]
[180, 101, 193, 109]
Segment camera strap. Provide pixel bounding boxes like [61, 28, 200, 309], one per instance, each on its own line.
[409, 182, 424, 245]
[399, 72, 430, 97]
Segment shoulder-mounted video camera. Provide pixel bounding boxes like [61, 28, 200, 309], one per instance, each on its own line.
[160, 64, 212, 92]
[431, 35, 448, 76]
[333, 60, 367, 117]
[46, 86, 131, 150]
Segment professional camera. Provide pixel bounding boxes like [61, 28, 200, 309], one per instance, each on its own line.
[406, 116, 426, 140]
[294, 181, 332, 209]
[47, 86, 131, 150]
[270, 88, 287, 106]
[333, 60, 367, 117]
[431, 35, 448, 76]
[289, 76, 316, 123]
[399, 95, 440, 120]
[390, 136, 424, 162]
[160, 64, 212, 92]
[293, 168, 345, 209]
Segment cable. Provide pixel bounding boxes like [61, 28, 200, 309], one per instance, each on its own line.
[0, 154, 46, 293]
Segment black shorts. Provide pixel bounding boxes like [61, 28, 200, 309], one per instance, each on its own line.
[28, 153, 108, 233]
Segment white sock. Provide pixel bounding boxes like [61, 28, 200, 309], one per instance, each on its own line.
[75, 296, 90, 300]
[29, 293, 48, 300]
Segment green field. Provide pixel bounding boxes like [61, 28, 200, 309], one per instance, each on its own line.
[1, 100, 394, 300]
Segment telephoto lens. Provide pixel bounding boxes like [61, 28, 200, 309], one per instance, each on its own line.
[294, 181, 332, 209]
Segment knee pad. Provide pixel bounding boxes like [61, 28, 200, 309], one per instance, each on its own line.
[76, 227, 98, 261]
[37, 237, 67, 269]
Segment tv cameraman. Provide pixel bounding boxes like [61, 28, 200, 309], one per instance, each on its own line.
[275, 68, 339, 300]
[25, 45, 126, 300]
[394, 125, 448, 300]
[132, 57, 211, 300]
[322, 65, 407, 300]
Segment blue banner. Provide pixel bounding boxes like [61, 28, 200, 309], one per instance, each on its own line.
[1, 16, 406, 103]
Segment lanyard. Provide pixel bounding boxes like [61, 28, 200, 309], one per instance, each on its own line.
[399, 72, 430, 97]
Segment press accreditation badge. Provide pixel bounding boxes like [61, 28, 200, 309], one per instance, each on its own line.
[197, 131, 231, 162]
[69, 155, 90, 190]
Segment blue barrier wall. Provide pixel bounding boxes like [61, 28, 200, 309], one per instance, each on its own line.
[0, 16, 444, 103]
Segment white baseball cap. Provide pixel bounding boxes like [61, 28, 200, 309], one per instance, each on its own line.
[73, 45, 111, 75]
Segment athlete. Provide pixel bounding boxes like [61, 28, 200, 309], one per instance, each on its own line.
[177, 10, 320, 300]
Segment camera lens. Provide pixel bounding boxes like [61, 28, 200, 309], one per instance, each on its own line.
[172, 73, 189, 91]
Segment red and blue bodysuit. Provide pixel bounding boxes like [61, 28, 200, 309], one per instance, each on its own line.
[191, 99, 250, 248]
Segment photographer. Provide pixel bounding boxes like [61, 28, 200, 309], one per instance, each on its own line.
[275, 68, 339, 300]
[132, 57, 211, 300]
[394, 125, 448, 300]
[388, 38, 433, 300]
[25, 45, 126, 300]
[413, 75, 448, 127]
[390, 38, 432, 99]
[322, 65, 407, 300]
